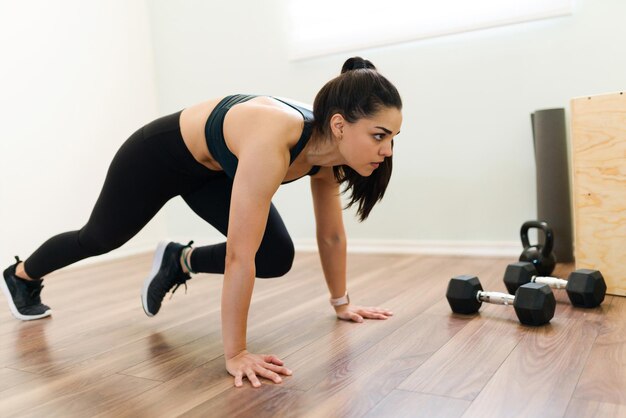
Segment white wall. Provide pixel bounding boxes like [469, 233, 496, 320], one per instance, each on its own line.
[2, 0, 625, 269]
[0, 0, 164, 266]
[147, 0, 626, 254]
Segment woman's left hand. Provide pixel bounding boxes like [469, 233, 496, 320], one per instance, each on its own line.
[335, 304, 394, 323]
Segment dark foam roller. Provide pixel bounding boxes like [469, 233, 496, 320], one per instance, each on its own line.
[531, 108, 574, 262]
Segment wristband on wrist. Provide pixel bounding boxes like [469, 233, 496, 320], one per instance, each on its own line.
[330, 292, 350, 307]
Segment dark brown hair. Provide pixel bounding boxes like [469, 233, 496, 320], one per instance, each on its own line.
[313, 57, 402, 221]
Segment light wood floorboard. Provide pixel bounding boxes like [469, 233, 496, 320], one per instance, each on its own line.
[0, 251, 624, 417]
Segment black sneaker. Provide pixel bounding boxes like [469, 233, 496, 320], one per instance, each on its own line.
[1, 256, 52, 321]
[141, 241, 193, 317]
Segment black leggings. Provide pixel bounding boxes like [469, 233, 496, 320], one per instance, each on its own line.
[23, 111, 294, 280]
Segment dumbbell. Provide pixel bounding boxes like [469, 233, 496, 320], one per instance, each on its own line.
[446, 275, 556, 326]
[503, 262, 606, 308]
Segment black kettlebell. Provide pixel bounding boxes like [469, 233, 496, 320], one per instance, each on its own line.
[519, 220, 556, 276]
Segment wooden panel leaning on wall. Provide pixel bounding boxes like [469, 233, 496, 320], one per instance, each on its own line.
[571, 91, 626, 296]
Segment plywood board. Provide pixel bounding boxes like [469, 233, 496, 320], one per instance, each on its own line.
[570, 91, 626, 296]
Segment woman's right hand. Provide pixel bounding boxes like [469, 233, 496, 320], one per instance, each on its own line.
[225, 350, 292, 388]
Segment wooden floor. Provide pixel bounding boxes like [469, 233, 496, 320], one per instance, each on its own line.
[1, 252, 625, 418]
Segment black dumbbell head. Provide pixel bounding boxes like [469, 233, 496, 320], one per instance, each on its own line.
[566, 269, 607, 308]
[503, 262, 536, 294]
[513, 283, 556, 326]
[446, 275, 483, 314]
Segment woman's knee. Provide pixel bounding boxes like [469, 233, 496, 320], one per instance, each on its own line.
[255, 236, 295, 278]
[77, 228, 126, 256]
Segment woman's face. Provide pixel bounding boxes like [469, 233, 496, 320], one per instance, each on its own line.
[336, 106, 402, 176]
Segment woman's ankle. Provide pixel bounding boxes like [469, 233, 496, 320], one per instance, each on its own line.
[180, 248, 194, 274]
[15, 262, 35, 281]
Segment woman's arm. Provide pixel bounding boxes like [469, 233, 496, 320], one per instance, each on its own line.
[221, 107, 297, 387]
[222, 150, 284, 358]
[310, 167, 347, 300]
[310, 167, 394, 323]
[222, 143, 294, 387]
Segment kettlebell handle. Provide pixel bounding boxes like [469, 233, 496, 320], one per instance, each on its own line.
[520, 220, 554, 257]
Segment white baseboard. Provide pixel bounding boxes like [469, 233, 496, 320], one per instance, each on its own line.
[294, 239, 520, 257]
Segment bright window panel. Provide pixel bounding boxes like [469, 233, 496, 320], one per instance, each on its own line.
[287, 0, 574, 60]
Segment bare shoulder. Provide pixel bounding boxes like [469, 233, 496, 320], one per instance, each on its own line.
[224, 97, 304, 157]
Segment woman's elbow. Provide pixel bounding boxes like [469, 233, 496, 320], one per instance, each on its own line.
[317, 233, 346, 248]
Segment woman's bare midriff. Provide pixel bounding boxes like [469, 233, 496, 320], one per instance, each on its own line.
[178, 96, 317, 182]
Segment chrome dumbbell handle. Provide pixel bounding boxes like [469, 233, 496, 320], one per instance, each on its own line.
[532, 276, 568, 289]
[476, 291, 516, 306]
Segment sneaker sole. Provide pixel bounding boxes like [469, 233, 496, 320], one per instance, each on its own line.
[0, 276, 52, 321]
[141, 241, 169, 317]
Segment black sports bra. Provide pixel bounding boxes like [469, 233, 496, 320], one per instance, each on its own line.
[204, 94, 321, 184]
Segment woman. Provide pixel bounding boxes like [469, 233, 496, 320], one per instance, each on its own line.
[2, 57, 402, 388]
